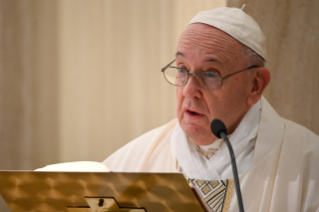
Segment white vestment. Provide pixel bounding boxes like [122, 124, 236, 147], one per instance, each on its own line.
[103, 97, 319, 212]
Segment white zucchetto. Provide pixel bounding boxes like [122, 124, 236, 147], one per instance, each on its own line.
[188, 7, 267, 61]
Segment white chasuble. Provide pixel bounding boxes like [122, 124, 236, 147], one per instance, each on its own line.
[103, 96, 319, 211]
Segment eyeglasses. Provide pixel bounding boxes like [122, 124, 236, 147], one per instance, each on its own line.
[161, 59, 258, 91]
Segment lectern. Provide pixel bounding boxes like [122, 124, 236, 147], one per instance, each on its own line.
[0, 171, 206, 212]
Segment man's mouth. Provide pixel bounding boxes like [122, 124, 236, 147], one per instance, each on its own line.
[185, 109, 203, 117]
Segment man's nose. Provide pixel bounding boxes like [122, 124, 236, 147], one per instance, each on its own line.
[182, 75, 202, 98]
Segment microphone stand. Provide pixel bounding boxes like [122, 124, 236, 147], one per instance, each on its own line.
[220, 131, 244, 212]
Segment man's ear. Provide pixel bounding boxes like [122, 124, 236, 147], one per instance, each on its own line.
[247, 68, 271, 106]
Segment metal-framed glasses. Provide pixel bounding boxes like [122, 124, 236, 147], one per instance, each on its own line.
[161, 59, 258, 91]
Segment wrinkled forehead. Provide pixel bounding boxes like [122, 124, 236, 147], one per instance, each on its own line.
[178, 23, 242, 49]
[176, 23, 244, 68]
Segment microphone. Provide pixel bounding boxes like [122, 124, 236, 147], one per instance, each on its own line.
[210, 119, 245, 212]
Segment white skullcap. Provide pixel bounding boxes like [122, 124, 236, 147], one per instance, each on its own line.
[188, 7, 267, 61]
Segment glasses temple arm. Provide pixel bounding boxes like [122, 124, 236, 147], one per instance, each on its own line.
[221, 65, 258, 80]
[161, 59, 176, 72]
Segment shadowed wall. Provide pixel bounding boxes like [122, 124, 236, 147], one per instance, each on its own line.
[228, 0, 319, 135]
[0, 0, 60, 170]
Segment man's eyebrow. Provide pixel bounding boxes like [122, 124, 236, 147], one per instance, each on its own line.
[205, 58, 221, 64]
[175, 52, 185, 57]
[175, 52, 221, 64]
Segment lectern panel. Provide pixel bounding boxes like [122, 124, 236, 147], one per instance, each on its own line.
[0, 171, 205, 212]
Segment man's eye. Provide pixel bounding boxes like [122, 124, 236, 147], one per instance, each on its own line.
[204, 72, 218, 78]
[178, 68, 187, 74]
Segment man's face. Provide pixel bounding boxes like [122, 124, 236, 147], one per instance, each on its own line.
[176, 23, 253, 145]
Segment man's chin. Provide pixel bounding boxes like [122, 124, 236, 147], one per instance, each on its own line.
[181, 123, 208, 139]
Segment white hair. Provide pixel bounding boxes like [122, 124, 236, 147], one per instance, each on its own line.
[241, 44, 266, 68]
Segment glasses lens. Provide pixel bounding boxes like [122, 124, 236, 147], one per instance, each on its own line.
[164, 67, 187, 86]
[197, 71, 221, 90]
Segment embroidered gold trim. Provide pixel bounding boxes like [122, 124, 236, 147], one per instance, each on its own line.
[222, 178, 234, 212]
[187, 178, 234, 212]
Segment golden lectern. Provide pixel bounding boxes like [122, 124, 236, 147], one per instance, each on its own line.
[0, 171, 206, 212]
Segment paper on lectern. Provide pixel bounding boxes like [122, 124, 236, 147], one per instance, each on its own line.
[35, 161, 110, 172]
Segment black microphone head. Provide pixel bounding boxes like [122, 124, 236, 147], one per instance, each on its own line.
[210, 119, 227, 138]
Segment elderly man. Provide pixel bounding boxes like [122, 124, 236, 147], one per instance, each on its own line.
[103, 7, 319, 212]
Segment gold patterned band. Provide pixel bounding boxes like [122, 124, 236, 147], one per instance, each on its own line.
[188, 178, 234, 212]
